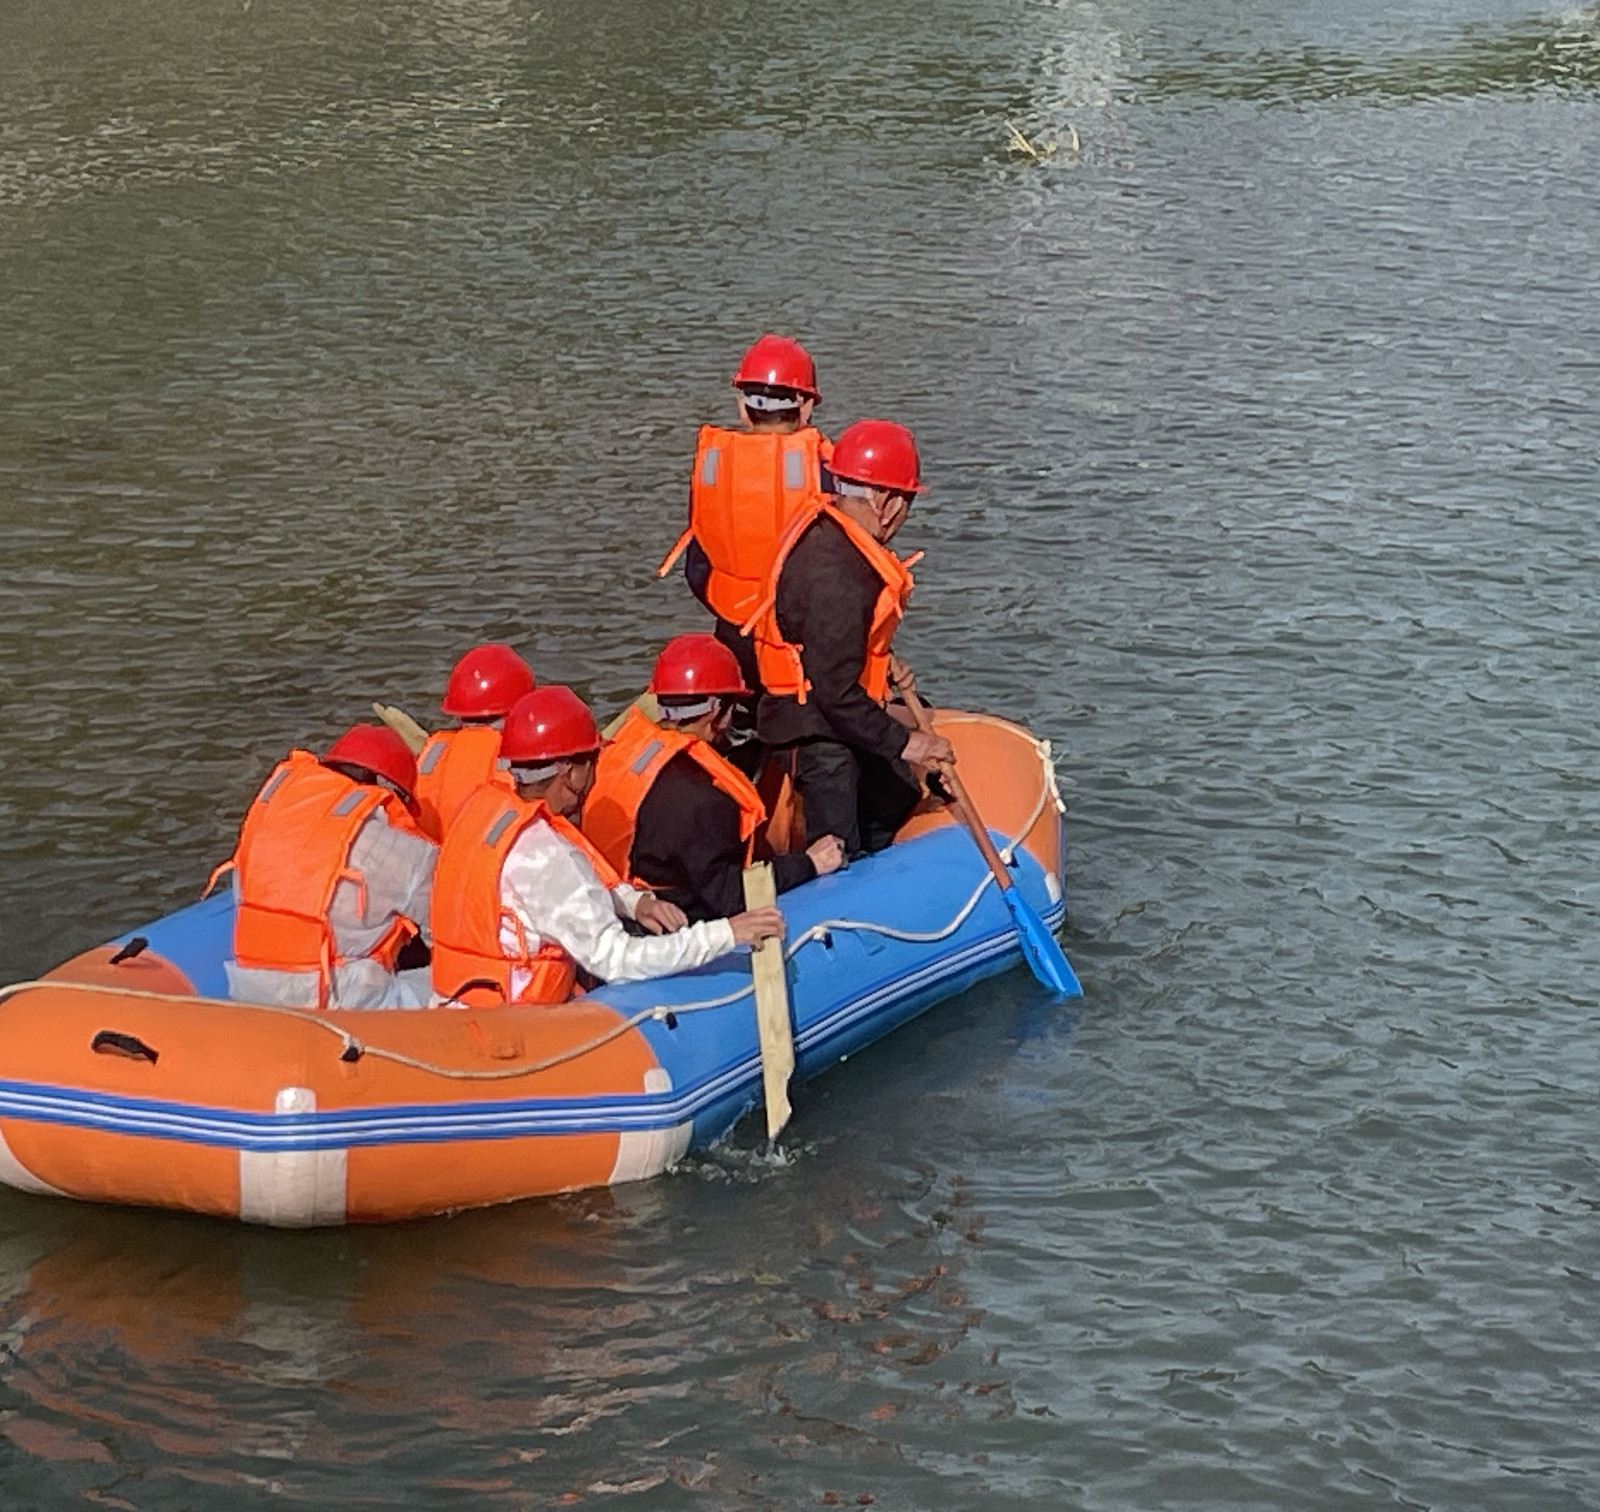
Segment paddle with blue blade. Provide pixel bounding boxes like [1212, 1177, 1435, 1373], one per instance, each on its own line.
[898, 677, 1083, 1000]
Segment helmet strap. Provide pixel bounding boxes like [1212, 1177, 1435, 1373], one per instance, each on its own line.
[657, 696, 720, 724]
[504, 758, 562, 785]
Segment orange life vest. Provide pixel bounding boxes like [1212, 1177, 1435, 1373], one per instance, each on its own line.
[658, 425, 832, 625]
[582, 706, 767, 882]
[742, 500, 917, 707]
[430, 785, 623, 1009]
[220, 751, 424, 1008]
[413, 725, 511, 842]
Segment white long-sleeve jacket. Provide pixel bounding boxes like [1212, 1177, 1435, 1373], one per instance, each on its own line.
[226, 808, 438, 1009]
[489, 814, 737, 1001]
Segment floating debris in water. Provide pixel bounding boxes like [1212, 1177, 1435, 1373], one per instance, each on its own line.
[1004, 119, 1082, 162]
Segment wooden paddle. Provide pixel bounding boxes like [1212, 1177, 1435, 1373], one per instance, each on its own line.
[898, 678, 1083, 1000]
[601, 691, 660, 740]
[372, 702, 430, 755]
[742, 860, 794, 1138]
[374, 691, 656, 757]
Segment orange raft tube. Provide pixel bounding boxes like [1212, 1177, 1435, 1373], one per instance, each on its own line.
[0, 713, 1070, 1227]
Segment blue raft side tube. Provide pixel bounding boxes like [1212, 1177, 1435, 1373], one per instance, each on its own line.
[106, 892, 234, 1000]
[603, 824, 1064, 1147]
[91, 824, 1065, 1156]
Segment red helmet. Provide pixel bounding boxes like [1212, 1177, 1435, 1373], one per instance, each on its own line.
[731, 334, 820, 401]
[323, 725, 418, 798]
[831, 419, 923, 494]
[500, 686, 602, 765]
[649, 634, 750, 698]
[441, 643, 536, 719]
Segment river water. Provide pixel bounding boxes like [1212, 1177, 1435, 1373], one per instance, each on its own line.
[2, 0, 1598, 1506]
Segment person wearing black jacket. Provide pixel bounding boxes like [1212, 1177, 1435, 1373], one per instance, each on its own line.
[753, 420, 955, 856]
[582, 634, 846, 925]
[632, 733, 843, 923]
[664, 335, 836, 777]
[675, 334, 833, 696]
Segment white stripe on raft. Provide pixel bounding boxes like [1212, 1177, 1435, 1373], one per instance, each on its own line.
[237, 1087, 348, 1226]
[609, 1067, 693, 1184]
[0, 1124, 66, 1197]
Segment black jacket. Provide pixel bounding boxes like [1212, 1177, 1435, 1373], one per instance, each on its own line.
[632, 753, 815, 924]
[755, 514, 911, 760]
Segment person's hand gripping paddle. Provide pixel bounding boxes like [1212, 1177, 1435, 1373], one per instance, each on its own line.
[896, 671, 1083, 1000]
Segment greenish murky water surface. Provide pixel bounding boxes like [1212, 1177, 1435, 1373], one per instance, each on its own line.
[2, 0, 1597, 1505]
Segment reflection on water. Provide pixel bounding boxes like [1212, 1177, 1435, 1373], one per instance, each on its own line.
[0, 1113, 1036, 1506]
[1139, 8, 1600, 104]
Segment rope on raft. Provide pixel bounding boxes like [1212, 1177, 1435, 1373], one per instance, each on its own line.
[0, 717, 1065, 1084]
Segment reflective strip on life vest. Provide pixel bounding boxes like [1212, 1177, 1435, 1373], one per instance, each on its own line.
[484, 806, 520, 848]
[417, 739, 447, 776]
[631, 739, 664, 775]
[256, 765, 293, 804]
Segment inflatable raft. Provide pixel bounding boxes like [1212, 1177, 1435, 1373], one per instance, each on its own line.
[0, 712, 1068, 1227]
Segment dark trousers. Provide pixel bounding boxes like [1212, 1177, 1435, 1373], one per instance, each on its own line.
[713, 614, 761, 693]
[713, 616, 766, 779]
[786, 737, 921, 857]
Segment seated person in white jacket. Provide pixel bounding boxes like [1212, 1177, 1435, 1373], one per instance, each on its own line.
[223, 724, 437, 1010]
[430, 685, 782, 1007]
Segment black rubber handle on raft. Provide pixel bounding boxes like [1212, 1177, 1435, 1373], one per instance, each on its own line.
[91, 1030, 159, 1065]
[443, 977, 505, 1007]
[109, 936, 149, 966]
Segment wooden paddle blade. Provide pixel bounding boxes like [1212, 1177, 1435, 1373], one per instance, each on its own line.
[742, 861, 794, 1139]
[1001, 885, 1083, 1000]
[601, 692, 660, 742]
[372, 702, 430, 756]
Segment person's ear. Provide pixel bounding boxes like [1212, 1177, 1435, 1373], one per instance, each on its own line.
[799, 397, 816, 425]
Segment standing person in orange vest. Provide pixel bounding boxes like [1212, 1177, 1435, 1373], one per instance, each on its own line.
[584, 634, 846, 923]
[413, 643, 536, 841]
[743, 420, 955, 857]
[430, 685, 784, 1008]
[658, 334, 834, 723]
[222, 725, 437, 1009]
